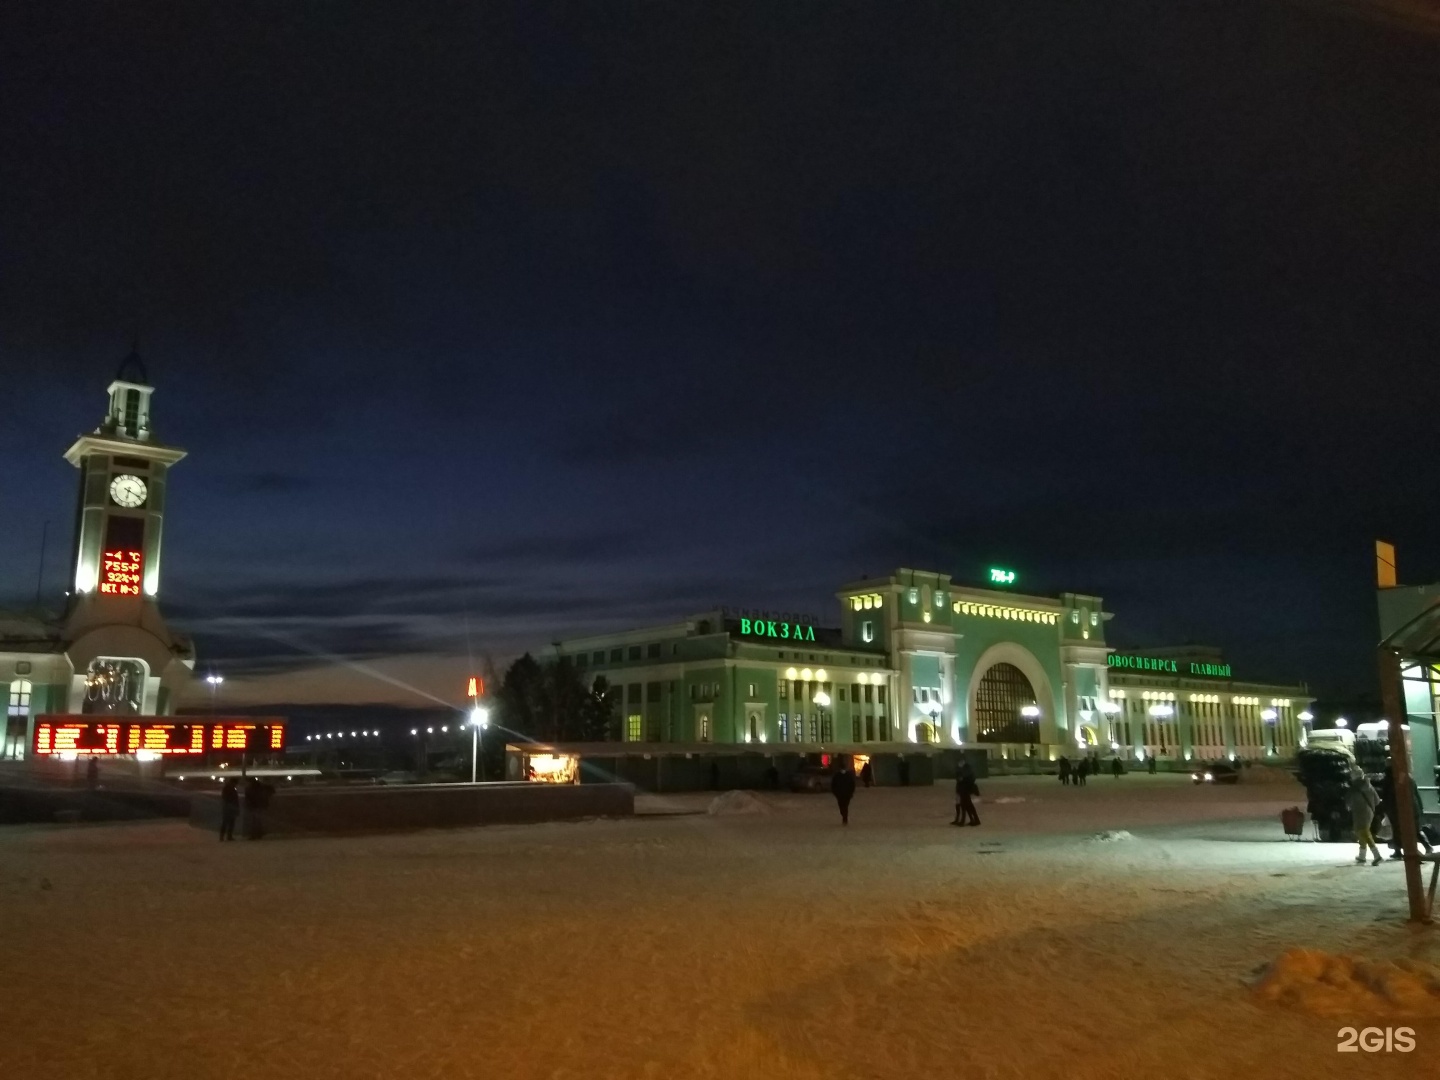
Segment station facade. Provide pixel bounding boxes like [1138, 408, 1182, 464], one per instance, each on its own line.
[2, 352, 194, 761]
[554, 567, 1313, 764]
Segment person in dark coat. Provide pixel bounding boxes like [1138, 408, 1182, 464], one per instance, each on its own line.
[1057, 756, 1072, 786]
[831, 759, 857, 825]
[859, 760, 874, 788]
[1379, 763, 1433, 858]
[1146, 754, 1157, 775]
[219, 778, 239, 841]
[953, 760, 981, 826]
[1111, 756, 1123, 778]
[1075, 757, 1088, 786]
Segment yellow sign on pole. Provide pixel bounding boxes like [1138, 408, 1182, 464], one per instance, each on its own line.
[1376, 540, 1397, 589]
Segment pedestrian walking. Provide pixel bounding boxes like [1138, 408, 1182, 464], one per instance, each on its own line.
[1057, 756, 1072, 786]
[219, 778, 239, 841]
[859, 760, 874, 789]
[1075, 757, 1089, 786]
[1345, 767, 1383, 866]
[1146, 755, 1157, 775]
[1111, 756, 1122, 779]
[953, 760, 981, 826]
[831, 759, 857, 825]
[242, 776, 266, 839]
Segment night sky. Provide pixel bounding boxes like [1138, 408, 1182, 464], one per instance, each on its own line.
[2, 2, 1438, 707]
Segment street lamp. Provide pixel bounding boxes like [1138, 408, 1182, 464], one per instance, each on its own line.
[1261, 708, 1278, 756]
[205, 673, 223, 715]
[1148, 703, 1174, 756]
[926, 701, 941, 745]
[1019, 704, 1040, 758]
[1297, 709, 1314, 748]
[469, 704, 490, 784]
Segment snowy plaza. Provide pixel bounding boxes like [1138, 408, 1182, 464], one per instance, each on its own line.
[2, 774, 1438, 1080]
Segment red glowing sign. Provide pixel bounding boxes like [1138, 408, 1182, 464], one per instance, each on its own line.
[467, 676, 484, 698]
[32, 717, 286, 757]
[99, 548, 144, 597]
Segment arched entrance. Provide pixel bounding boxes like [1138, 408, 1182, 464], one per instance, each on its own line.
[972, 662, 1040, 744]
[913, 720, 937, 745]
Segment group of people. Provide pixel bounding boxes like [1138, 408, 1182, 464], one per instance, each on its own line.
[1057, 753, 1118, 785]
[825, 757, 981, 827]
[218, 776, 275, 841]
[1345, 762, 1434, 866]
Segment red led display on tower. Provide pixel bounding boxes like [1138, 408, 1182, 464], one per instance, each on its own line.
[99, 548, 144, 596]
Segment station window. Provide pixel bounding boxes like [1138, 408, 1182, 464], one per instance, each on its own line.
[627, 683, 642, 703]
[907, 588, 918, 604]
[865, 716, 875, 741]
[610, 648, 623, 662]
[864, 685, 873, 703]
[628, 645, 642, 661]
[779, 681, 787, 699]
[851, 718, 861, 741]
[861, 620, 874, 643]
[880, 717, 891, 741]
[747, 683, 757, 698]
[646, 682, 661, 702]
[821, 718, 833, 742]
[779, 714, 789, 741]
[809, 717, 818, 741]
[877, 686, 886, 704]
[593, 650, 605, 665]
[838, 687, 846, 702]
[647, 643, 661, 659]
[700, 715, 710, 742]
[627, 714, 642, 741]
[576, 654, 587, 669]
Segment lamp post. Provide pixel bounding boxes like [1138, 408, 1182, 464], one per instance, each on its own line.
[1148, 703, 1174, 757]
[205, 673, 223, 715]
[1261, 708, 1278, 756]
[926, 702, 941, 745]
[469, 704, 490, 784]
[1100, 700, 1122, 751]
[1298, 709, 1314, 748]
[814, 689, 831, 744]
[1019, 704, 1040, 759]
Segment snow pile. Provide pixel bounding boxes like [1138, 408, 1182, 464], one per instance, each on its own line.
[1240, 764, 1297, 785]
[706, 790, 771, 816]
[991, 796, 1026, 804]
[1253, 948, 1440, 1017]
[1086, 830, 1134, 842]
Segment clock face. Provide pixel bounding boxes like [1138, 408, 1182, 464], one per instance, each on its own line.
[109, 474, 148, 508]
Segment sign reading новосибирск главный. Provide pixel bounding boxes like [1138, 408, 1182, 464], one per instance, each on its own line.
[1107, 653, 1232, 678]
[739, 618, 817, 641]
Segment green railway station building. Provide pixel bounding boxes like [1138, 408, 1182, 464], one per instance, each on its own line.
[552, 567, 1313, 768]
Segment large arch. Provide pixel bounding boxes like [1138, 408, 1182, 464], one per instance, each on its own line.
[965, 642, 1059, 745]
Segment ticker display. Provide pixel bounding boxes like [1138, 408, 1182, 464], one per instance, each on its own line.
[32, 717, 286, 757]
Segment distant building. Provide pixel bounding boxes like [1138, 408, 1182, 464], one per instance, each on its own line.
[2, 351, 194, 760]
[551, 567, 1313, 765]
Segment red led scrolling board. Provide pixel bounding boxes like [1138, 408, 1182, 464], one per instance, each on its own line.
[31, 717, 286, 757]
[99, 548, 144, 596]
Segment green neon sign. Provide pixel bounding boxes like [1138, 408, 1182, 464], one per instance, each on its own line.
[1106, 654, 1233, 679]
[739, 617, 816, 642]
[988, 567, 1017, 585]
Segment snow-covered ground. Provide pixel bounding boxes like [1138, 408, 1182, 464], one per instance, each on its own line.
[1, 774, 1437, 1079]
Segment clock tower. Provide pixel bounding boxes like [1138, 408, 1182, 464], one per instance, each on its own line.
[58, 349, 194, 715]
[64, 350, 186, 601]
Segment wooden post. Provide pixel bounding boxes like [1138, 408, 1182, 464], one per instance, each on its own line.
[1378, 647, 1428, 923]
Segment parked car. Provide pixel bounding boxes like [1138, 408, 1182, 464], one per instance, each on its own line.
[1191, 761, 1239, 785]
[789, 765, 833, 793]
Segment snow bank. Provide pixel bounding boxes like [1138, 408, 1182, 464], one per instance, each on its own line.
[1252, 947, 1440, 1017]
[1086, 829, 1134, 842]
[707, 790, 770, 816]
[990, 796, 1026, 804]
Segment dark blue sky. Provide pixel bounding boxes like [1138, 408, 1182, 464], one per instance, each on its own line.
[2, 2, 1439, 704]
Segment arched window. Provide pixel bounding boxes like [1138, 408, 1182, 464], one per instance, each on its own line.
[973, 663, 1040, 743]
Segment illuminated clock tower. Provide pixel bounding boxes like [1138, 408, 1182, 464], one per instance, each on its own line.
[59, 350, 194, 715]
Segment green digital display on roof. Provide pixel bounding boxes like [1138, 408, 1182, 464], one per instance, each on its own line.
[989, 567, 1017, 585]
